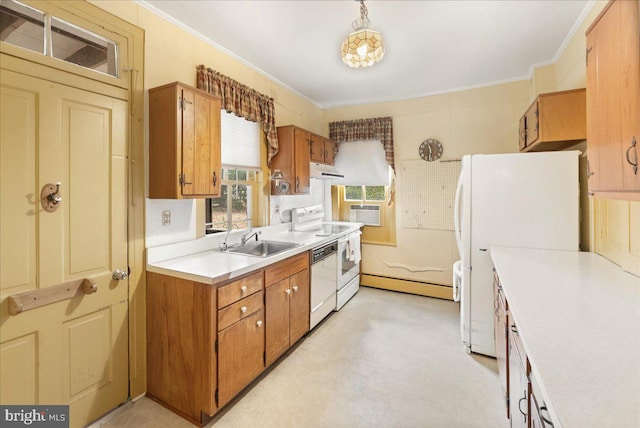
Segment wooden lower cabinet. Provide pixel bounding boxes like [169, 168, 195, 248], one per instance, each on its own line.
[508, 323, 528, 428]
[146, 252, 311, 425]
[493, 273, 509, 418]
[217, 308, 265, 407]
[146, 272, 217, 424]
[265, 253, 310, 366]
[265, 279, 291, 365]
[289, 269, 310, 344]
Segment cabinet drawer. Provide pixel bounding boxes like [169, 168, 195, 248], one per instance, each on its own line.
[218, 272, 263, 309]
[218, 290, 263, 331]
[265, 252, 309, 286]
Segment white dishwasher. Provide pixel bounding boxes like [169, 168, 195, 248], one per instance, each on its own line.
[310, 240, 338, 329]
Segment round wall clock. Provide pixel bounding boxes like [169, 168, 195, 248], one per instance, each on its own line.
[419, 138, 443, 161]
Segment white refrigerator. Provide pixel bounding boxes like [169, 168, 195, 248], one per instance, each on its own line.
[453, 151, 579, 357]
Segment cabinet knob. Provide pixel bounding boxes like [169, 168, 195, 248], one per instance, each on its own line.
[240, 285, 248, 294]
[256, 320, 263, 327]
[285, 288, 291, 295]
[240, 306, 247, 313]
[292, 285, 298, 292]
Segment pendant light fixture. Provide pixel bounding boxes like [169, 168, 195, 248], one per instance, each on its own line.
[341, 0, 385, 68]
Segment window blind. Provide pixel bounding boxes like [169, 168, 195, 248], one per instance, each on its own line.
[221, 111, 261, 168]
[333, 139, 391, 186]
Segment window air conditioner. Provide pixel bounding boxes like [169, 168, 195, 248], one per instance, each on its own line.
[349, 205, 381, 226]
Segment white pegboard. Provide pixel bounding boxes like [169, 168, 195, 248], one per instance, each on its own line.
[401, 159, 461, 231]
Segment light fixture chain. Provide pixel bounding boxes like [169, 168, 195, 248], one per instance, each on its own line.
[360, 0, 368, 19]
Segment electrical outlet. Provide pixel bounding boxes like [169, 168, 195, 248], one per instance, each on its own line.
[162, 210, 171, 226]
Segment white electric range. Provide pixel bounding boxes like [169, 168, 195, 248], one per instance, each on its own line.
[291, 205, 361, 328]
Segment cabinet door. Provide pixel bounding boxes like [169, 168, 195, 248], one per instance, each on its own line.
[525, 101, 539, 147]
[324, 139, 337, 165]
[529, 391, 544, 428]
[494, 277, 508, 417]
[508, 327, 528, 428]
[265, 279, 290, 366]
[586, 26, 602, 191]
[217, 308, 264, 407]
[518, 115, 527, 151]
[293, 128, 310, 193]
[289, 268, 310, 345]
[620, 0, 640, 191]
[310, 134, 324, 163]
[182, 88, 221, 197]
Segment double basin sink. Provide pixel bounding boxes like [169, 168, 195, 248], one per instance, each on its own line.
[224, 240, 299, 258]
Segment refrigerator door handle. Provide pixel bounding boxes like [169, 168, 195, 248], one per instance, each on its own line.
[454, 171, 464, 260]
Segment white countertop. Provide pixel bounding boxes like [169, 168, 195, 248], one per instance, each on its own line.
[147, 222, 361, 284]
[490, 247, 640, 428]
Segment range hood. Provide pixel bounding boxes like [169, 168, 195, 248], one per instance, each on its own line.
[309, 162, 344, 179]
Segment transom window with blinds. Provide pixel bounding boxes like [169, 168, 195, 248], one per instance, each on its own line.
[205, 111, 264, 233]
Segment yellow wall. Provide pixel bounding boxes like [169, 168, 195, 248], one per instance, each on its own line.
[324, 80, 530, 287]
[534, 0, 639, 276]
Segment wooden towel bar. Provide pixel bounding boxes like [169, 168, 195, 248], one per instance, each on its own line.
[7, 278, 97, 316]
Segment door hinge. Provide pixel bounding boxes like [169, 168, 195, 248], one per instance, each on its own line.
[214, 389, 218, 407]
[178, 97, 184, 110]
[178, 174, 192, 186]
[214, 339, 218, 354]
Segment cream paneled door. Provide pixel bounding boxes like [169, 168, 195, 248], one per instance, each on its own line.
[0, 70, 128, 427]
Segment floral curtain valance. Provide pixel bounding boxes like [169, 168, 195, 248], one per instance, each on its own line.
[197, 65, 279, 165]
[328, 116, 395, 172]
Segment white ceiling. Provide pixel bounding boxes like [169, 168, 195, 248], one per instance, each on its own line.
[141, 0, 592, 109]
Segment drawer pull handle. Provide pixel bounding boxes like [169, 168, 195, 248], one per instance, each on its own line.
[240, 285, 248, 294]
[240, 306, 247, 313]
[256, 320, 263, 327]
[285, 288, 291, 295]
[518, 395, 528, 421]
[292, 285, 298, 292]
[626, 137, 638, 175]
[540, 406, 554, 426]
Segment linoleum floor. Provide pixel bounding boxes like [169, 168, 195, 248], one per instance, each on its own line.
[101, 286, 507, 428]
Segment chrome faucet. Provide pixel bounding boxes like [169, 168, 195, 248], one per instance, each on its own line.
[240, 229, 261, 245]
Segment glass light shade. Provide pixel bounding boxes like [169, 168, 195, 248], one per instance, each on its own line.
[341, 29, 385, 68]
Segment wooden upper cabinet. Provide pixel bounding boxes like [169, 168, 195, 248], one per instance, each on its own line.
[310, 134, 325, 163]
[271, 125, 310, 195]
[519, 89, 586, 152]
[323, 139, 338, 165]
[586, 0, 640, 199]
[149, 82, 221, 198]
[310, 134, 338, 165]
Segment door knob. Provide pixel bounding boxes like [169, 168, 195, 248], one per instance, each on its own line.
[112, 269, 128, 280]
